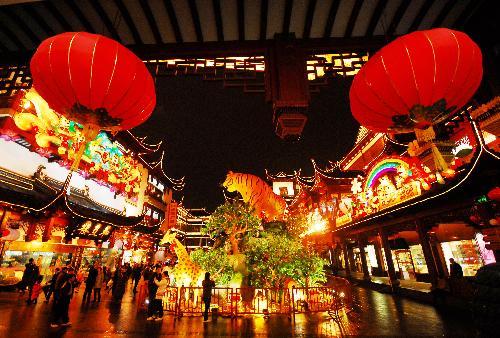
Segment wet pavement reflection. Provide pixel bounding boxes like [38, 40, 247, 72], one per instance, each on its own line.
[0, 283, 481, 337]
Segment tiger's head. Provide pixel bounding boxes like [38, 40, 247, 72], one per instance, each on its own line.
[222, 171, 237, 192]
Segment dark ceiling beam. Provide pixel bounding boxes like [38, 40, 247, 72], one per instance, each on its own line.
[89, 0, 121, 41]
[188, 0, 203, 42]
[67, 0, 95, 33]
[259, 0, 268, 40]
[323, 0, 341, 38]
[114, 0, 143, 44]
[454, 0, 484, 29]
[366, 0, 388, 36]
[23, 6, 55, 37]
[0, 36, 389, 64]
[212, 0, 224, 41]
[303, 0, 317, 39]
[0, 20, 26, 51]
[431, 0, 456, 27]
[408, 0, 433, 32]
[237, 0, 245, 41]
[44, 1, 73, 32]
[282, 0, 293, 34]
[344, 0, 364, 37]
[2, 7, 40, 45]
[163, 0, 183, 43]
[386, 0, 410, 36]
[139, 0, 163, 44]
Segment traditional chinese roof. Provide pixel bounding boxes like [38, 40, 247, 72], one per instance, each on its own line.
[333, 129, 500, 235]
[113, 131, 185, 192]
[0, 166, 143, 228]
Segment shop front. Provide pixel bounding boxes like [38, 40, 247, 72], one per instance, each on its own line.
[0, 241, 75, 285]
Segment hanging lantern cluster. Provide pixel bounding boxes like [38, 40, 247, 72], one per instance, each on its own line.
[350, 28, 483, 172]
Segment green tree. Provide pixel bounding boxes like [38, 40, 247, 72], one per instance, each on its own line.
[190, 248, 235, 286]
[244, 233, 327, 288]
[203, 201, 261, 255]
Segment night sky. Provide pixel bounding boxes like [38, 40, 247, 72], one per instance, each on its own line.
[133, 76, 359, 211]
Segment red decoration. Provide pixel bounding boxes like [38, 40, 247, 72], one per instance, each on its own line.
[350, 28, 482, 132]
[487, 187, 500, 202]
[30, 32, 155, 131]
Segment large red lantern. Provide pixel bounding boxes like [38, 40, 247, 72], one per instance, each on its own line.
[30, 32, 155, 170]
[350, 28, 482, 133]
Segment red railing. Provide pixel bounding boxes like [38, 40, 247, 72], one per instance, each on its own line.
[154, 284, 350, 318]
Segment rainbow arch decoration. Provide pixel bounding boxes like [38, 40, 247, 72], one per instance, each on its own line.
[365, 158, 411, 189]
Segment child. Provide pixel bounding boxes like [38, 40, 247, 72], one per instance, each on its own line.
[30, 276, 43, 304]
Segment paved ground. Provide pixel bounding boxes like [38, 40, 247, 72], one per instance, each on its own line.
[0, 281, 482, 337]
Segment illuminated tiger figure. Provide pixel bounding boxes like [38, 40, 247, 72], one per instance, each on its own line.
[222, 171, 287, 220]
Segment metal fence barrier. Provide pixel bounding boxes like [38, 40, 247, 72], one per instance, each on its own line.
[153, 284, 351, 319]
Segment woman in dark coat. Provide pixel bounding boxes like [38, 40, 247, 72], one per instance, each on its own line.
[111, 267, 127, 302]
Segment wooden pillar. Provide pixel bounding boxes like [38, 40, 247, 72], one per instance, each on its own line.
[428, 232, 447, 278]
[358, 237, 371, 281]
[415, 221, 439, 288]
[342, 241, 351, 277]
[379, 228, 400, 289]
[374, 241, 385, 276]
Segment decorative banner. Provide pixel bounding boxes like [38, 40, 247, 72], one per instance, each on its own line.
[162, 202, 178, 232]
[72, 220, 113, 240]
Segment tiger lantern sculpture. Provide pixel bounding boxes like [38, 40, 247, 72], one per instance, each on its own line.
[222, 171, 287, 221]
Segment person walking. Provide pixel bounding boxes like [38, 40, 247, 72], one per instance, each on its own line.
[50, 268, 76, 328]
[111, 266, 127, 303]
[146, 265, 161, 320]
[83, 262, 98, 303]
[151, 271, 170, 321]
[449, 258, 463, 278]
[93, 265, 104, 303]
[202, 272, 215, 322]
[43, 267, 61, 303]
[132, 264, 142, 294]
[30, 276, 43, 304]
[20, 258, 39, 304]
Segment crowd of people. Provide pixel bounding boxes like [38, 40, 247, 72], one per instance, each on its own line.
[15, 258, 217, 328]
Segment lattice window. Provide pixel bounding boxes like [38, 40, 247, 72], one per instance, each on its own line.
[0, 65, 32, 97]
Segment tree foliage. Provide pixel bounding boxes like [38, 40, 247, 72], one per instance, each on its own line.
[190, 248, 235, 286]
[244, 233, 327, 288]
[203, 201, 261, 254]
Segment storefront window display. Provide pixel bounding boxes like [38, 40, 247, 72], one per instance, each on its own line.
[441, 240, 483, 277]
[122, 249, 147, 265]
[475, 233, 496, 265]
[81, 247, 122, 270]
[365, 245, 378, 275]
[392, 250, 416, 280]
[1, 249, 70, 285]
[409, 245, 428, 274]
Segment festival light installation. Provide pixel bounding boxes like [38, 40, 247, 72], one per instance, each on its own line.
[29, 32, 155, 177]
[350, 28, 482, 171]
[222, 171, 287, 221]
[11, 89, 143, 197]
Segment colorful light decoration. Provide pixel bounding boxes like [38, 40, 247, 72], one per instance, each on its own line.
[365, 158, 411, 190]
[350, 28, 483, 172]
[337, 156, 456, 226]
[10, 89, 143, 198]
[222, 171, 287, 221]
[29, 32, 155, 174]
